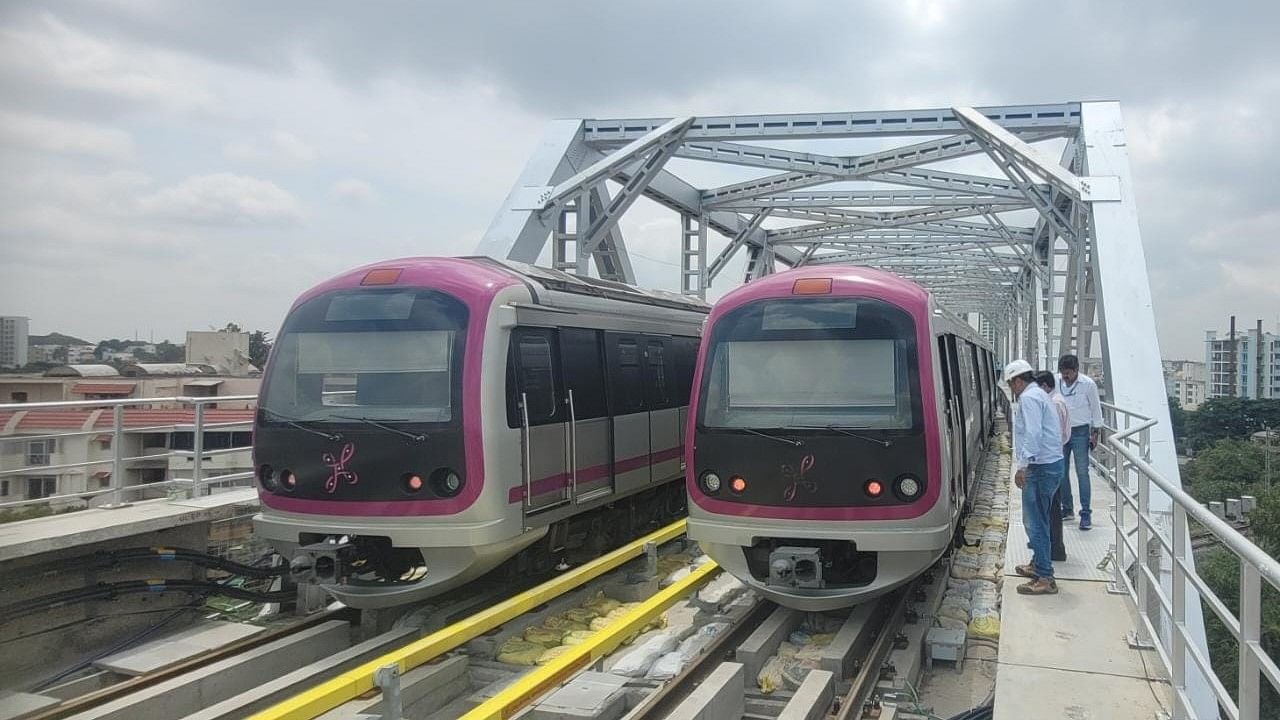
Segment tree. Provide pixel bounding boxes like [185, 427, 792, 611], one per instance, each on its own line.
[51, 346, 68, 363]
[248, 330, 272, 369]
[1182, 439, 1267, 503]
[155, 341, 184, 362]
[1169, 396, 1187, 454]
[220, 322, 243, 333]
[1185, 398, 1280, 452]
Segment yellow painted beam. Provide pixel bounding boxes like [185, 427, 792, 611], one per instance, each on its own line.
[249, 519, 688, 720]
[460, 560, 720, 720]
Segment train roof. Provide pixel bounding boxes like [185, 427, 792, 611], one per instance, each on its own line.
[468, 257, 710, 313]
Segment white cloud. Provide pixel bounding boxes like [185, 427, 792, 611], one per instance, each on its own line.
[223, 130, 317, 164]
[136, 173, 303, 226]
[0, 110, 134, 161]
[330, 177, 378, 205]
[0, 12, 215, 111]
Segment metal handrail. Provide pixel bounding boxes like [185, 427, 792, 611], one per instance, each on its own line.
[0, 394, 260, 510]
[1097, 403, 1280, 720]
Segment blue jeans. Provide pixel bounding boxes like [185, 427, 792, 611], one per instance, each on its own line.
[1059, 425, 1092, 517]
[1023, 459, 1064, 579]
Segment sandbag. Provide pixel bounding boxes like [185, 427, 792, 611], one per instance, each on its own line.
[562, 629, 595, 646]
[537, 645, 574, 665]
[582, 592, 622, 616]
[497, 638, 547, 666]
[612, 632, 679, 677]
[523, 625, 565, 647]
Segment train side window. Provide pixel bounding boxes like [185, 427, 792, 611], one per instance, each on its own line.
[559, 327, 607, 420]
[606, 334, 645, 415]
[644, 338, 670, 409]
[513, 330, 561, 425]
[937, 336, 954, 402]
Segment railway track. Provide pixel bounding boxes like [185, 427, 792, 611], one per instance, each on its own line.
[16, 519, 953, 720]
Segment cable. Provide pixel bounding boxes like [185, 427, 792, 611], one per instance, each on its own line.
[0, 580, 295, 623]
[7, 546, 287, 580]
[0, 605, 207, 646]
[32, 603, 198, 691]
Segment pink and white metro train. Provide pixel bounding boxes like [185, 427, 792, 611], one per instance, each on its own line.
[252, 257, 706, 608]
[685, 266, 999, 610]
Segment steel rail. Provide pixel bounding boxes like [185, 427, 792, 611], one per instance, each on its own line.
[250, 519, 689, 720]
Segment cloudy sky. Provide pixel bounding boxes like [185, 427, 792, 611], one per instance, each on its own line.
[1, 0, 1277, 360]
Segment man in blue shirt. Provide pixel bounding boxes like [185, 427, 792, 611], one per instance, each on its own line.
[1004, 359, 1066, 595]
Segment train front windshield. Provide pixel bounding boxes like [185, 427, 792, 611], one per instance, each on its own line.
[699, 297, 921, 431]
[261, 288, 468, 424]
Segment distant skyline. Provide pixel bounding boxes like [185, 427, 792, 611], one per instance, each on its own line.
[2, 1, 1279, 361]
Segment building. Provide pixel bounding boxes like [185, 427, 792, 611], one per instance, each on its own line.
[0, 317, 30, 368]
[186, 331, 255, 376]
[1205, 317, 1280, 400]
[1163, 360, 1207, 410]
[27, 332, 97, 365]
[0, 366, 259, 406]
[0, 406, 254, 509]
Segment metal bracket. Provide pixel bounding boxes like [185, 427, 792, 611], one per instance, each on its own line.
[1126, 630, 1155, 650]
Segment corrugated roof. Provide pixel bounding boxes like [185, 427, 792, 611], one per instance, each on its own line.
[44, 365, 120, 377]
[72, 383, 137, 395]
[0, 408, 255, 432]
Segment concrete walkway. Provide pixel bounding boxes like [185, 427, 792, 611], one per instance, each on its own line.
[0, 488, 258, 562]
[995, 467, 1173, 718]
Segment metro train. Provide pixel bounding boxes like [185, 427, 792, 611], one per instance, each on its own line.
[252, 257, 706, 608]
[685, 266, 999, 610]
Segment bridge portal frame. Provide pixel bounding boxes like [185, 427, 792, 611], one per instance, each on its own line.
[480, 100, 1217, 718]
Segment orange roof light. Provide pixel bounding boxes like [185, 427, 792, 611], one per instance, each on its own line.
[792, 278, 833, 295]
[361, 268, 403, 285]
[730, 476, 747, 493]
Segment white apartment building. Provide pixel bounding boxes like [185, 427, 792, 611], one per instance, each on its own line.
[1205, 319, 1280, 400]
[1163, 360, 1207, 410]
[0, 317, 29, 368]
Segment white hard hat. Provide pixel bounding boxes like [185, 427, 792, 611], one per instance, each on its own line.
[1002, 359, 1034, 383]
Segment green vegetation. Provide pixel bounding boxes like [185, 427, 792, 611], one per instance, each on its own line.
[1172, 396, 1280, 716]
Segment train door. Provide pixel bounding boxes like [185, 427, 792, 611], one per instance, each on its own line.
[605, 332, 651, 494]
[511, 328, 569, 511]
[970, 343, 990, 445]
[643, 336, 682, 484]
[945, 335, 974, 483]
[559, 328, 613, 502]
[938, 336, 965, 512]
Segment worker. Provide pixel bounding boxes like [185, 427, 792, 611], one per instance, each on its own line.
[1057, 354, 1104, 531]
[1003, 359, 1065, 595]
[1035, 370, 1070, 560]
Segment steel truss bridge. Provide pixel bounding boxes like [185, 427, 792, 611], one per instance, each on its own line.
[477, 101, 1268, 719]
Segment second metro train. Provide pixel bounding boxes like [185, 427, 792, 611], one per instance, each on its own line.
[685, 266, 999, 610]
[252, 257, 706, 608]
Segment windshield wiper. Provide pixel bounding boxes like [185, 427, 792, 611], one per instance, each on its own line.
[260, 409, 342, 442]
[331, 415, 427, 443]
[795, 424, 893, 448]
[736, 427, 804, 447]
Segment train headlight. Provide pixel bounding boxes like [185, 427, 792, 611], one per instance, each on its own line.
[700, 471, 722, 493]
[258, 464, 276, 491]
[430, 468, 463, 497]
[280, 469, 297, 490]
[894, 474, 922, 501]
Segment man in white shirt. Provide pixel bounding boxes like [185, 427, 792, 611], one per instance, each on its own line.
[1004, 359, 1066, 595]
[1056, 354, 1104, 531]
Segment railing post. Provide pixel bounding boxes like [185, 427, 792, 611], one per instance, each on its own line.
[1135, 458, 1151, 634]
[1171, 504, 1189, 719]
[1239, 562, 1261, 720]
[111, 403, 125, 506]
[192, 402, 205, 498]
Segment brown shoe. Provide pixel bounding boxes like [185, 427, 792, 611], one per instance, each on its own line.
[1017, 577, 1058, 595]
[1014, 563, 1036, 578]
